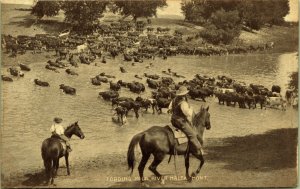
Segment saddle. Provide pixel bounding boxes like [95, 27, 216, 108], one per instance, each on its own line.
[167, 125, 188, 144]
[51, 135, 67, 152]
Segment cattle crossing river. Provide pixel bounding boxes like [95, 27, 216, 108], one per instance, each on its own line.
[1, 52, 298, 178]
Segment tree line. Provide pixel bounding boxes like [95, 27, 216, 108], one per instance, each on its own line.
[181, 0, 290, 44]
[31, 0, 167, 34]
[31, 0, 290, 44]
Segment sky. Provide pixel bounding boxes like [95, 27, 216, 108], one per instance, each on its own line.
[1, 0, 298, 22]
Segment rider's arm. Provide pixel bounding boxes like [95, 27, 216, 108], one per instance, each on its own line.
[180, 101, 194, 123]
[50, 124, 56, 135]
[167, 101, 173, 114]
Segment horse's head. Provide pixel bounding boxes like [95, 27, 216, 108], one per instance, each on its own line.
[193, 106, 211, 130]
[65, 121, 85, 139]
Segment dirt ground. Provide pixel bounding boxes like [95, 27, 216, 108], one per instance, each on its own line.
[2, 128, 297, 188]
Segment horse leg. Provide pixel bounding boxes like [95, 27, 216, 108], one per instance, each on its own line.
[184, 147, 192, 182]
[191, 150, 205, 178]
[65, 153, 70, 175]
[52, 159, 58, 178]
[135, 109, 139, 119]
[54, 158, 59, 177]
[44, 159, 52, 184]
[50, 159, 55, 184]
[138, 153, 150, 183]
[152, 104, 156, 114]
[148, 152, 165, 183]
[121, 114, 124, 125]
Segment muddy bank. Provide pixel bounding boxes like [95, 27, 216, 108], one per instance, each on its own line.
[2, 128, 297, 188]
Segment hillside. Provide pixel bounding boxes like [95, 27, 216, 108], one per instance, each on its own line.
[1, 3, 298, 53]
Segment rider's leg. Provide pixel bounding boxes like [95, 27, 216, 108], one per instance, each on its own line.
[60, 135, 72, 151]
[180, 123, 202, 152]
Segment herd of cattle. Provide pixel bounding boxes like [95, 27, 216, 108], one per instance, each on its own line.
[0, 19, 292, 125]
[2, 19, 275, 61]
[2, 52, 296, 125]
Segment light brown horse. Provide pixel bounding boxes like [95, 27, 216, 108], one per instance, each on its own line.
[127, 106, 211, 185]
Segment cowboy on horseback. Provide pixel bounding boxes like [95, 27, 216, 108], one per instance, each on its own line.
[168, 86, 203, 150]
[50, 117, 72, 152]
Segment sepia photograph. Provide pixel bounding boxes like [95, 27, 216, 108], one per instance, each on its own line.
[0, 0, 298, 188]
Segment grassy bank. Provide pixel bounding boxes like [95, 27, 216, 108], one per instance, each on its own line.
[1, 4, 298, 54]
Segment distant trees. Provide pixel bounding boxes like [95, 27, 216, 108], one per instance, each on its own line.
[182, 0, 289, 29]
[62, 1, 109, 34]
[238, 0, 290, 29]
[31, 1, 61, 19]
[31, 0, 167, 34]
[288, 71, 298, 90]
[31, 0, 109, 34]
[113, 0, 167, 21]
[199, 9, 242, 45]
[182, 0, 290, 44]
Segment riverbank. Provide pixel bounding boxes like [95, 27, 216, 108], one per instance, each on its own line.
[2, 128, 297, 188]
[1, 4, 299, 54]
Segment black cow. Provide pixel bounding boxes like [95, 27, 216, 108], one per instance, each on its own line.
[65, 69, 78, 76]
[91, 77, 101, 86]
[99, 91, 119, 101]
[34, 79, 49, 87]
[59, 84, 76, 95]
[110, 81, 121, 91]
[271, 85, 281, 94]
[1, 75, 13, 82]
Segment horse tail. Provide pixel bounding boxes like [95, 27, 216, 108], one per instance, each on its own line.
[41, 140, 53, 180]
[127, 132, 144, 175]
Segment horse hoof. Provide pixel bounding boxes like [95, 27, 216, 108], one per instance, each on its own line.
[187, 176, 192, 183]
[191, 172, 197, 177]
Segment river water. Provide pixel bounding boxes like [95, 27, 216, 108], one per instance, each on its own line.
[1, 52, 298, 176]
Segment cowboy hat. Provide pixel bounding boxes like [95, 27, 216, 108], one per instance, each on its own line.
[176, 86, 189, 96]
[53, 117, 63, 124]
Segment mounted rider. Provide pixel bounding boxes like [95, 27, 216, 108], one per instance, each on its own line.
[168, 86, 203, 150]
[50, 117, 72, 152]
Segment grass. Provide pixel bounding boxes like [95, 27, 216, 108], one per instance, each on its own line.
[206, 128, 298, 172]
[1, 3, 298, 52]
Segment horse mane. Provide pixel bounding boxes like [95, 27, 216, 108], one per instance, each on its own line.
[65, 122, 76, 131]
[192, 108, 205, 127]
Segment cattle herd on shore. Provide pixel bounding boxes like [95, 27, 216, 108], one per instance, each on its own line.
[2, 19, 275, 60]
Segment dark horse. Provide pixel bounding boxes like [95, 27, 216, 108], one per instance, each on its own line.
[127, 106, 211, 185]
[41, 121, 85, 185]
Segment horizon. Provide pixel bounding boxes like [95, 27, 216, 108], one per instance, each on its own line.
[1, 0, 298, 22]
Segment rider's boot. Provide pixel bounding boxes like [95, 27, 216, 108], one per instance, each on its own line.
[66, 142, 72, 152]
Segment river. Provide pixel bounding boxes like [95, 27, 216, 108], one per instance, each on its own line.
[1, 52, 298, 177]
